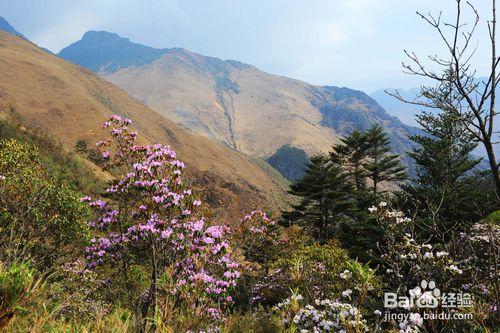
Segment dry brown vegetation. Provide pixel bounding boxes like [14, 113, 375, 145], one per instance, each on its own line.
[0, 31, 288, 220]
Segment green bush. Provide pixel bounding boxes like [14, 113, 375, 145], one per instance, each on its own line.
[252, 240, 352, 306]
[0, 139, 89, 270]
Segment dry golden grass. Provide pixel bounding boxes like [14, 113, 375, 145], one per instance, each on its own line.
[104, 50, 339, 158]
[0, 32, 289, 220]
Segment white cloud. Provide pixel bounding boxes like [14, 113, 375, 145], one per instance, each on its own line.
[30, 10, 104, 52]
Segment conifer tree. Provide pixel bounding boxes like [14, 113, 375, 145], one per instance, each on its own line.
[281, 154, 355, 241]
[330, 130, 381, 262]
[399, 112, 491, 240]
[330, 129, 368, 192]
[364, 124, 406, 193]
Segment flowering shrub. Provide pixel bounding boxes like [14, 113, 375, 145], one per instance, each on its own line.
[454, 222, 499, 327]
[229, 210, 283, 308]
[274, 291, 369, 333]
[370, 202, 464, 290]
[82, 115, 240, 328]
[370, 202, 498, 332]
[232, 210, 281, 266]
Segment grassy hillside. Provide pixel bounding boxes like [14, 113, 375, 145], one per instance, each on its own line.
[0, 31, 288, 220]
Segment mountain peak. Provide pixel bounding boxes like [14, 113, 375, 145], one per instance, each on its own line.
[0, 17, 25, 39]
[59, 31, 256, 74]
[81, 30, 127, 42]
[58, 30, 167, 73]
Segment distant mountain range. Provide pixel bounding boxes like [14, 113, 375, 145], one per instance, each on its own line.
[59, 31, 420, 180]
[0, 17, 25, 39]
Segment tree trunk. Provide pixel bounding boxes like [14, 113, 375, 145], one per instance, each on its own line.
[134, 243, 158, 333]
[484, 139, 500, 196]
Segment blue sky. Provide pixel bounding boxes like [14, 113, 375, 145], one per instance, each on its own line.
[0, 0, 493, 92]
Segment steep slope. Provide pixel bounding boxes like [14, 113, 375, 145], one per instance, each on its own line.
[59, 31, 420, 179]
[0, 31, 288, 219]
[0, 17, 25, 39]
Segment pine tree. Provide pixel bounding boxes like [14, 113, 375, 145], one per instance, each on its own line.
[399, 112, 491, 240]
[330, 130, 380, 262]
[330, 129, 368, 192]
[281, 154, 355, 241]
[364, 124, 406, 193]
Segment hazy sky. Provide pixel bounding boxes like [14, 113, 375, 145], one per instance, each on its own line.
[0, 0, 494, 92]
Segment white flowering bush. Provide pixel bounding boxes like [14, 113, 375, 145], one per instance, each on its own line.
[274, 292, 368, 333]
[274, 260, 382, 332]
[371, 202, 464, 291]
[370, 202, 498, 331]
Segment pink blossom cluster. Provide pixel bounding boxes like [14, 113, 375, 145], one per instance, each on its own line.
[82, 115, 239, 311]
[240, 210, 275, 234]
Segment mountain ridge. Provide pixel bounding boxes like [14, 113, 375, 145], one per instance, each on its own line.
[59, 30, 421, 179]
[0, 17, 25, 39]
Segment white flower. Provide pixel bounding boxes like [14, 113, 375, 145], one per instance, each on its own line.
[409, 312, 423, 326]
[447, 265, 463, 274]
[386, 268, 393, 273]
[374, 309, 382, 316]
[368, 205, 378, 213]
[340, 269, 352, 280]
[423, 252, 434, 260]
[436, 251, 448, 258]
[379, 201, 387, 207]
[342, 289, 352, 298]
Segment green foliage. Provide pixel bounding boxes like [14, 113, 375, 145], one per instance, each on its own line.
[281, 154, 355, 240]
[267, 241, 351, 303]
[398, 112, 494, 241]
[364, 124, 407, 193]
[0, 139, 89, 270]
[332, 124, 406, 194]
[0, 262, 43, 329]
[331, 129, 368, 192]
[75, 139, 88, 153]
[484, 210, 500, 224]
[0, 120, 103, 193]
[329, 125, 406, 261]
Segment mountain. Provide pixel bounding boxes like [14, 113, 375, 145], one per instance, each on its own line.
[0, 31, 288, 219]
[0, 17, 25, 39]
[59, 31, 420, 180]
[58, 31, 167, 73]
[370, 88, 437, 126]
